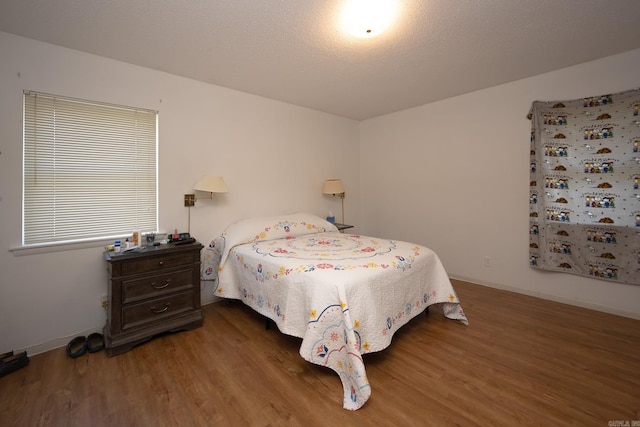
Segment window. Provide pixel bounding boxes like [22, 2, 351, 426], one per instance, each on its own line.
[23, 91, 158, 246]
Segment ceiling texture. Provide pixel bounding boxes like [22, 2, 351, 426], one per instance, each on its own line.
[1, 0, 640, 120]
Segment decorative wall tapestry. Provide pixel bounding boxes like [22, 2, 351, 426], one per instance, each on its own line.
[528, 88, 640, 286]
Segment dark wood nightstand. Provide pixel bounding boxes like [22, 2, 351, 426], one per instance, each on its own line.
[103, 242, 204, 356]
[334, 223, 354, 232]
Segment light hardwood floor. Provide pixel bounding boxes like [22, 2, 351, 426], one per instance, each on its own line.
[1, 280, 639, 426]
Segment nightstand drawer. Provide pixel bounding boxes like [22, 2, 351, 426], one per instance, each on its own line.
[120, 251, 198, 276]
[122, 268, 195, 304]
[122, 291, 196, 331]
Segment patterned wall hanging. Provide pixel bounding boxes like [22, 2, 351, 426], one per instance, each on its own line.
[528, 88, 640, 286]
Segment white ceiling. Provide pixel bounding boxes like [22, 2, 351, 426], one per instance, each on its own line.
[1, 0, 639, 120]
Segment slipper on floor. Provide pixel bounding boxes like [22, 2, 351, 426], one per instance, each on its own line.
[66, 336, 87, 358]
[86, 333, 105, 353]
[0, 351, 29, 377]
[0, 351, 14, 360]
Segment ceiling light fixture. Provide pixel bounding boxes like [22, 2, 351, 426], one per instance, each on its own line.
[339, 0, 399, 38]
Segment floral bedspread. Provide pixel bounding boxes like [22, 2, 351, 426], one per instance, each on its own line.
[203, 213, 468, 410]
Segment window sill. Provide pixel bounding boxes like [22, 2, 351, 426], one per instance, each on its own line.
[10, 237, 123, 256]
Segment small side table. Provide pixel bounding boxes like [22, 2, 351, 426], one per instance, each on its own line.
[334, 223, 354, 232]
[103, 241, 204, 356]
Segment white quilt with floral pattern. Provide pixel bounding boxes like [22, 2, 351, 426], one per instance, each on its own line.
[204, 213, 468, 410]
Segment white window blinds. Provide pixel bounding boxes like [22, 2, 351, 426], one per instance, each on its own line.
[23, 91, 158, 246]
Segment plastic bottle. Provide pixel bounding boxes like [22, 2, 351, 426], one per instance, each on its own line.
[114, 240, 121, 253]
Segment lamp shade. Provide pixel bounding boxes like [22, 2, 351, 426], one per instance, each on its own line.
[194, 175, 228, 193]
[322, 179, 345, 195]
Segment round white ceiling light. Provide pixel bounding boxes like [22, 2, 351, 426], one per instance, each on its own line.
[339, 0, 399, 38]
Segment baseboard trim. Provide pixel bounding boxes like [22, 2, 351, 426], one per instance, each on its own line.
[23, 297, 222, 357]
[450, 275, 640, 321]
[22, 325, 104, 357]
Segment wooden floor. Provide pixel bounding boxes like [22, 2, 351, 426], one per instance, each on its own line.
[1, 280, 639, 426]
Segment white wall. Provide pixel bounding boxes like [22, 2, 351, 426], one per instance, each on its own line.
[0, 32, 360, 354]
[360, 48, 640, 319]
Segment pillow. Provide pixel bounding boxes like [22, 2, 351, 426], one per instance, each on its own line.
[218, 213, 338, 269]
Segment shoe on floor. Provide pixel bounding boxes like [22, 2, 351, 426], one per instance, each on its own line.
[66, 336, 87, 358]
[0, 351, 29, 377]
[86, 333, 105, 353]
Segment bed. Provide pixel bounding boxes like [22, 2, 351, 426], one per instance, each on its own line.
[201, 213, 468, 410]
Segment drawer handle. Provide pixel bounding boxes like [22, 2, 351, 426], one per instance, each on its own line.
[151, 279, 171, 289]
[158, 260, 164, 266]
[150, 303, 170, 314]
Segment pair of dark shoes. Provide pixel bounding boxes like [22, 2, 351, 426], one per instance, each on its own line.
[66, 333, 105, 358]
[0, 350, 30, 377]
